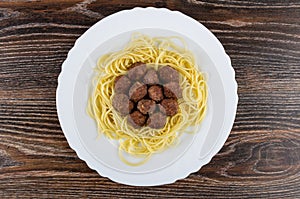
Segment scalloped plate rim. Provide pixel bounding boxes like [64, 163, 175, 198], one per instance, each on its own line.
[56, 7, 238, 186]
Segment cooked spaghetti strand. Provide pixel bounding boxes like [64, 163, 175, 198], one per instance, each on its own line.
[87, 34, 207, 166]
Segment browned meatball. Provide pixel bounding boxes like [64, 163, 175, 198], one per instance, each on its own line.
[127, 63, 147, 80]
[114, 75, 131, 94]
[129, 82, 147, 102]
[143, 69, 159, 85]
[148, 85, 164, 102]
[147, 112, 167, 129]
[128, 111, 147, 128]
[112, 93, 132, 115]
[137, 99, 156, 114]
[160, 99, 179, 116]
[158, 65, 180, 83]
[164, 82, 182, 99]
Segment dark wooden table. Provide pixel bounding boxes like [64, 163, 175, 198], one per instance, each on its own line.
[0, 0, 299, 198]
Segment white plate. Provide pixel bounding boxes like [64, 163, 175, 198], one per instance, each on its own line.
[56, 7, 238, 186]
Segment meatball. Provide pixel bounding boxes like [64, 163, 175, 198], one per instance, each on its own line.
[143, 69, 159, 85]
[129, 82, 147, 102]
[147, 112, 167, 129]
[112, 93, 132, 115]
[158, 65, 180, 83]
[160, 99, 179, 116]
[128, 111, 147, 128]
[127, 63, 147, 80]
[148, 85, 164, 102]
[114, 75, 131, 94]
[164, 82, 182, 99]
[137, 99, 156, 114]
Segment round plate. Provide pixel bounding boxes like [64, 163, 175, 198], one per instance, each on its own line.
[56, 7, 238, 186]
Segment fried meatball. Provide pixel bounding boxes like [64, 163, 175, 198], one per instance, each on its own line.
[112, 93, 132, 115]
[148, 85, 164, 102]
[147, 112, 167, 129]
[160, 99, 179, 116]
[129, 82, 147, 102]
[143, 69, 159, 85]
[137, 99, 156, 114]
[128, 111, 147, 128]
[127, 63, 147, 80]
[164, 81, 182, 99]
[158, 65, 180, 83]
[114, 75, 131, 94]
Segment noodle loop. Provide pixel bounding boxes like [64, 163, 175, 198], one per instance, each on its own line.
[88, 34, 207, 166]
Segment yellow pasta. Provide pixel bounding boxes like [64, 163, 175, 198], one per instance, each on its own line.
[87, 34, 207, 166]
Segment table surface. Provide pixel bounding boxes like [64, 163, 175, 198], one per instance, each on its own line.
[0, 0, 299, 198]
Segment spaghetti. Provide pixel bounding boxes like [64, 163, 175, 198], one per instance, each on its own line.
[87, 34, 207, 166]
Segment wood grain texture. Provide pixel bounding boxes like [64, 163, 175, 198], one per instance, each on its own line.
[0, 0, 299, 198]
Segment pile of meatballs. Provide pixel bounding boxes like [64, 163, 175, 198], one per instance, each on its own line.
[112, 63, 182, 129]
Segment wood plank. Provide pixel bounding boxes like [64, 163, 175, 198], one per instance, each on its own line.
[0, 0, 299, 198]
